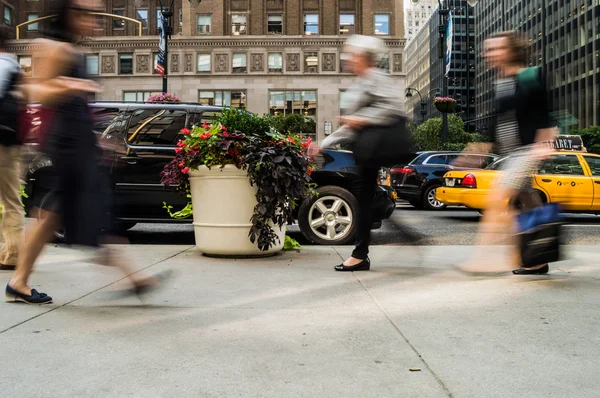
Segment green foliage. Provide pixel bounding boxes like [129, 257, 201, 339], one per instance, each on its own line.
[215, 109, 272, 138]
[162, 198, 193, 219]
[0, 185, 28, 219]
[571, 126, 600, 154]
[271, 114, 316, 137]
[284, 235, 302, 250]
[412, 114, 489, 151]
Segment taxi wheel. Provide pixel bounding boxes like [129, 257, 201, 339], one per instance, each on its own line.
[423, 184, 447, 211]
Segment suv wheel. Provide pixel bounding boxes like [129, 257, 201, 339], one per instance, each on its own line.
[298, 186, 359, 245]
[423, 184, 447, 211]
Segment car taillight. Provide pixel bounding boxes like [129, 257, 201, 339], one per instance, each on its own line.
[461, 173, 477, 188]
[391, 167, 413, 174]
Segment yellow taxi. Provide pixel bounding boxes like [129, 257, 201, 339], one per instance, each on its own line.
[437, 145, 600, 213]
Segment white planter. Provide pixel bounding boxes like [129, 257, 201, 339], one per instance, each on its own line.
[188, 165, 285, 257]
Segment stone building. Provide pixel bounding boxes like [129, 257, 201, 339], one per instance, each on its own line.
[404, 0, 437, 42]
[5, 0, 407, 142]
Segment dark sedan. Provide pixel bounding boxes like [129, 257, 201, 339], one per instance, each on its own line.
[391, 151, 498, 210]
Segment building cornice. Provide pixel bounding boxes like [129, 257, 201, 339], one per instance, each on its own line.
[8, 35, 406, 52]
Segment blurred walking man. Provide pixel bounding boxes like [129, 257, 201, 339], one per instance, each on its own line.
[0, 27, 25, 271]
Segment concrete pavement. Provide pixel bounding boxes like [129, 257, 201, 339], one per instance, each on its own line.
[1, 244, 599, 397]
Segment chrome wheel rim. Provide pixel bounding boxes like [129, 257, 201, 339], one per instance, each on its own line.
[427, 188, 445, 209]
[308, 196, 353, 241]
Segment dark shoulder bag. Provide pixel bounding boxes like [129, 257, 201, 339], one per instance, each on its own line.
[352, 115, 414, 168]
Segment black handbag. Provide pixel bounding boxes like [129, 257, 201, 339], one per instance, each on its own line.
[352, 115, 413, 168]
[516, 203, 563, 267]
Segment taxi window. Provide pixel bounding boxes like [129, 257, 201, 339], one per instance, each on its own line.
[538, 154, 584, 176]
[583, 156, 600, 177]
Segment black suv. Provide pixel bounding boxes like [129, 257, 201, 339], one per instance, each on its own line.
[391, 151, 498, 210]
[22, 102, 396, 245]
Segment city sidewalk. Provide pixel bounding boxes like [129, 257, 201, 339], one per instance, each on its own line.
[1, 244, 599, 397]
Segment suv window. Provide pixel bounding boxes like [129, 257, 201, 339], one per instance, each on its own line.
[192, 110, 222, 127]
[126, 109, 188, 146]
[583, 156, 600, 177]
[425, 155, 449, 165]
[538, 154, 584, 176]
[91, 107, 121, 134]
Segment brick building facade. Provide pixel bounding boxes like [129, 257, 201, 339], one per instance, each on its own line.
[5, 0, 407, 142]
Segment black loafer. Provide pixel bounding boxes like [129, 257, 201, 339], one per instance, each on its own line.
[512, 264, 549, 275]
[0, 263, 16, 271]
[334, 258, 371, 272]
[5, 284, 53, 304]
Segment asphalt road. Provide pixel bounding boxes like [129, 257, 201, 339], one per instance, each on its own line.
[125, 204, 600, 246]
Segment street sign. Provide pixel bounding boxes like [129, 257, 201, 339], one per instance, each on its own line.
[445, 12, 452, 77]
[156, 14, 167, 76]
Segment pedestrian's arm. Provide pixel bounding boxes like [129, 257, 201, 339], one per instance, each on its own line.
[352, 71, 402, 127]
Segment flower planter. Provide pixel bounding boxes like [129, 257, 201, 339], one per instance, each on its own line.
[434, 101, 456, 113]
[188, 165, 285, 257]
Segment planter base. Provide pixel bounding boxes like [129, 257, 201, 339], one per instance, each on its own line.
[189, 165, 285, 257]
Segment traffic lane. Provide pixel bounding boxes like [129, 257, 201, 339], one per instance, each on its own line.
[125, 205, 600, 246]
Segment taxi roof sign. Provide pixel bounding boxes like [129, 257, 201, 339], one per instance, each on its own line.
[548, 135, 585, 152]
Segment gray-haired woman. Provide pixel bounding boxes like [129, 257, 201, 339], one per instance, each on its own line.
[310, 35, 421, 272]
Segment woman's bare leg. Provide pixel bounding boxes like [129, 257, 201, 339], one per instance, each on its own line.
[9, 210, 61, 295]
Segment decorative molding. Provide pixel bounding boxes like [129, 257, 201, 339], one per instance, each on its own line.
[185, 54, 193, 72]
[7, 37, 406, 53]
[171, 54, 180, 73]
[322, 53, 336, 72]
[102, 55, 115, 74]
[251, 53, 264, 72]
[286, 53, 300, 72]
[393, 54, 403, 72]
[136, 54, 150, 73]
[215, 53, 229, 72]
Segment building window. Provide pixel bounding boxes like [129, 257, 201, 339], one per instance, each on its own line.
[85, 55, 99, 75]
[232, 15, 247, 35]
[269, 90, 317, 139]
[304, 14, 319, 35]
[232, 53, 247, 73]
[18, 56, 32, 77]
[304, 52, 319, 73]
[123, 91, 161, 102]
[197, 14, 211, 35]
[339, 14, 355, 35]
[340, 52, 351, 73]
[119, 54, 133, 74]
[199, 90, 246, 108]
[268, 53, 283, 72]
[27, 14, 39, 31]
[197, 54, 211, 72]
[268, 15, 283, 34]
[113, 9, 125, 29]
[153, 53, 159, 74]
[4, 6, 13, 26]
[136, 9, 148, 29]
[374, 14, 390, 35]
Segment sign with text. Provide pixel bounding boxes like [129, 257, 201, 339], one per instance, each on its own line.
[548, 135, 584, 151]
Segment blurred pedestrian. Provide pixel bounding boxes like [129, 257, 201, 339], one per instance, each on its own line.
[6, 0, 168, 304]
[457, 31, 556, 275]
[0, 27, 25, 271]
[310, 35, 421, 272]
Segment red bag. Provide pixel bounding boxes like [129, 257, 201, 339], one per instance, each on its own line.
[20, 105, 54, 148]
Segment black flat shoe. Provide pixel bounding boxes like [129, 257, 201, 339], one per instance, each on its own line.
[334, 258, 370, 272]
[5, 284, 52, 304]
[0, 263, 16, 271]
[512, 264, 549, 275]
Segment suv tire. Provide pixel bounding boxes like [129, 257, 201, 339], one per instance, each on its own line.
[298, 186, 359, 245]
[422, 184, 447, 211]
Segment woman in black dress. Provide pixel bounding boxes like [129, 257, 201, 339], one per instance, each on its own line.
[6, 0, 167, 304]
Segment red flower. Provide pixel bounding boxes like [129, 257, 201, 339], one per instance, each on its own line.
[307, 166, 315, 176]
[182, 167, 190, 174]
[221, 125, 228, 132]
[301, 137, 312, 149]
[181, 128, 191, 135]
[192, 145, 199, 150]
[200, 133, 210, 140]
[286, 136, 295, 143]
[179, 161, 185, 168]
[202, 122, 209, 129]
[177, 140, 185, 147]
[223, 131, 230, 137]
[175, 147, 183, 153]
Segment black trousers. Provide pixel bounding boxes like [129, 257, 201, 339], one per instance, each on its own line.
[351, 166, 421, 260]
